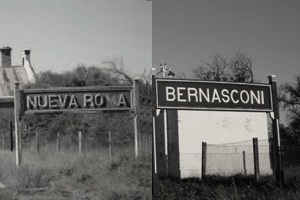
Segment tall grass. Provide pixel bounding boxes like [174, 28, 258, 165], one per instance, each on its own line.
[155, 168, 300, 200]
[0, 143, 151, 199]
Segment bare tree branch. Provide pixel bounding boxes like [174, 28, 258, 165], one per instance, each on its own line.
[102, 60, 133, 85]
[22, 118, 52, 139]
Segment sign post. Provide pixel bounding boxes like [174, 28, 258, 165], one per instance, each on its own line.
[268, 75, 284, 185]
[14, 82, 22, 166]
[133, 80, 139, 158]
[152, 72, 159, 196]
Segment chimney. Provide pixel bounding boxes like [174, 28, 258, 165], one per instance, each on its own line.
[22, 49, 31, 66]
[0, 47, 12, 68]
[22, 48, 36, 83]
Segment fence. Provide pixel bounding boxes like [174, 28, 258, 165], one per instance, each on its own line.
[203, 139, 272, 177]
[202, 141, 300, 177]
[1, 129, 152, 162]
[179, 138, 273, 179]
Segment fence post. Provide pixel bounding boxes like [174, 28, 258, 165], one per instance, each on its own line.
[145, 121, 149, 161]
[243, 151, 247, 175]
[10, 121, 13, 151]
[2, 134, 5, 151]
[35, 131, 39, 152]
[253, 138, 260, 180]
[56, 132, 60, 152]
[202, 142, 207, 178]
[139, 119, 143, 157]
[78, 131, 82, 155]
[109, 131, 113, 161]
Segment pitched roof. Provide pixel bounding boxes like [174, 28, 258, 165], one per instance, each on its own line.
[0, 66, 30, 96]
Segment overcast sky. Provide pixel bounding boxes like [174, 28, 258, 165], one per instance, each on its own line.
[153, 0, 300, 86]
[0, 0, 152, 76]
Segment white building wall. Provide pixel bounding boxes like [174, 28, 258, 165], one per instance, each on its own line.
[177, 110, 271, 178]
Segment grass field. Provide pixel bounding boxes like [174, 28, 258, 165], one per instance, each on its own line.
[0, 145, 151, 200]
[154, 165, 300, 200]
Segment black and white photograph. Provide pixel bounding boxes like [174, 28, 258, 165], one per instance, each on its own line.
[153, 0, 300, 199]
[0, 0, 152, 199]
[1, 0, 300, 199]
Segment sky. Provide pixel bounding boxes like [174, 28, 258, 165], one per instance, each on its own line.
[153, 0, 300, 86]
[153, 0, 300, 123]
[0, 0, 152, 76]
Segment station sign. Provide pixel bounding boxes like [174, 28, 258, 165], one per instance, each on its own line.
[22, 86, 133, 114]
[156, 79, 272, 111]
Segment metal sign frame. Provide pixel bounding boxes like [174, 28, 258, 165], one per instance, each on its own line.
[155, 78, 273, 112]
[21, 86, 133, 114]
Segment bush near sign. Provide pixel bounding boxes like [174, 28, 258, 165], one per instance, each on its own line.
[156, 79, 272, 111]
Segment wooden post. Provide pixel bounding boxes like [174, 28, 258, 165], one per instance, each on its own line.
[35, 131, 39, 152]
[243, 151, 247, 175]
[109, 131, 112, 161]
[145, 121, 149, 161]
[10, 121, 13, 151]
[14, 82, 22, 166]
[2, 134, 5, 151]
[202, 142, 207, 178]
[56, 132, 60, 152]
[253, 138, 260, 180]
[139, 119, 143, 156]
[268, 75, 284, 185]
[134, 116, 138, 158]
[78, 131, 82, 155]
[167, 110, 180, 178]
[133, 79, 140, 158]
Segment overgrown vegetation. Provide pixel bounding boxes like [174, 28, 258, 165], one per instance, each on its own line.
[279, 74, 300, 146]
[155, 164, 300, 199]
[0, 147, 151, 199]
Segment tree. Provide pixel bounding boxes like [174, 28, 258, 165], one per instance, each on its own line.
[192, 54, 228, 81]
[279, 75, 300, 145]
[230, 51, 253, 82]
[192, 51, 254, 82]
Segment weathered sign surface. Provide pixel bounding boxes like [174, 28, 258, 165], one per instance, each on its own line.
[22, 86, 133, 114]
[156, 79, 272, 111]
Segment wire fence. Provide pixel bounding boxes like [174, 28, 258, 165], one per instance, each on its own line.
[0, 129, 152, 162]
[179, 139, 274, 178]
[205, 139, 272, 176]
